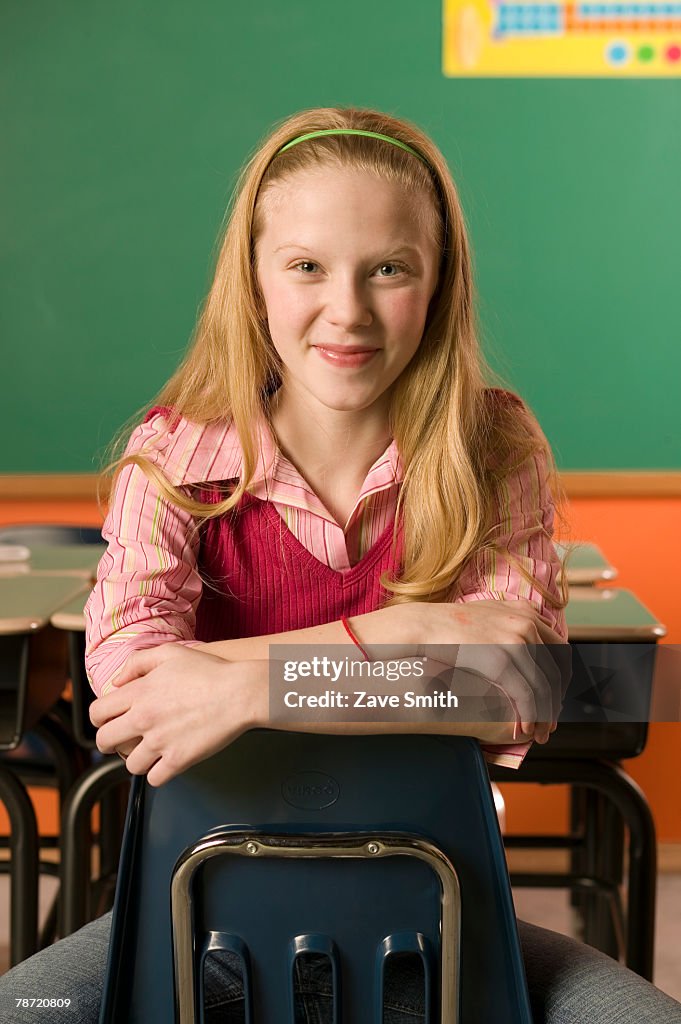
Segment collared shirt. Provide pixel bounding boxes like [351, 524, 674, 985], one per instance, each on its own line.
[85, 405, 567, 769]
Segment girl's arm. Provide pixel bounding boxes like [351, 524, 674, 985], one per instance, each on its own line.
[451, 444, 567, 640]
[195, 603, 424, 661]
[90, 647, 520, 788]
[85, 414, 204, 698]
[95, 593, 565, 787]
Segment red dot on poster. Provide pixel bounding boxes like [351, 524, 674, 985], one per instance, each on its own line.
[667, 44, 681, 62]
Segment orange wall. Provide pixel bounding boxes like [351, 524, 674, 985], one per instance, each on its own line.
[2, 495, 680, 839]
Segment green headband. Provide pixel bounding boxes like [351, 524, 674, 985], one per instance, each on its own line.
[277, 129, 431, 169]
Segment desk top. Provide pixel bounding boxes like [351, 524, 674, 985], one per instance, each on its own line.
[51, 591, 92, 632]
[555, 541, 617, 586]
[0, 576, 91, 635]
[565, 588, 666, 641]
[0, 543, 106, 580]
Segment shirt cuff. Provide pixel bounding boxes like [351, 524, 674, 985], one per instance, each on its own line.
[88, 637, 201, 697]
[480, 740, 533, 770]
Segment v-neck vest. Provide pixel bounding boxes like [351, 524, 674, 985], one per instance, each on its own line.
[195, 493, 404, 641]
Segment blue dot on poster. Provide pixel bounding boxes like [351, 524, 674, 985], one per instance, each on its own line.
[607, 42, 630, 64]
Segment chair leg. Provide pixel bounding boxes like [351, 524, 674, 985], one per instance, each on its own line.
[587, 797, 625, 959]
[38, 887, 60, 950]
[34, 714, 90, 808]
[0, 765, 39, 965]
[570, 763, 656, 978]
[493, 759, 657, 980]
[59, 758, 130, 938]
[580, 789, 613, 952]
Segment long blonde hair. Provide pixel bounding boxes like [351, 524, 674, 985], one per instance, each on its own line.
[104, 105, 571, 610]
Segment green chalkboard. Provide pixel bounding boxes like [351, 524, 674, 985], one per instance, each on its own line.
[2, 1, 679, 472]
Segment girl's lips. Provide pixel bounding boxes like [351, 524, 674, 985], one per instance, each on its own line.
[314, 346, 378, 368]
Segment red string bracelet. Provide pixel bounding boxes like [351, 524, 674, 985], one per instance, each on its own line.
[340, 615, 370, 661]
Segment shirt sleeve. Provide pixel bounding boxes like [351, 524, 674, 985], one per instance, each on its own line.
[451, 445, 567, 770]
[84, 419, 203, 698]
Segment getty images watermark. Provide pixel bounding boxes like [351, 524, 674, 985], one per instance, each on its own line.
[268, 643, 681, 726]
[269, 644, 538, 725]
[278, 652, 459, 715]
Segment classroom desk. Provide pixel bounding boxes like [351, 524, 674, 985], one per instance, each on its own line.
[555, 541, 617, 586]
[0, 572, 94, 967]
[51, 593, 131, 938]
[0, 576, 90, 638]
[565, 587, 665, 641]
[0, 544, 106, 581]
[50, 593, 92, 634]
[0, 542, 104, 744]
[493, 586, 666, 979]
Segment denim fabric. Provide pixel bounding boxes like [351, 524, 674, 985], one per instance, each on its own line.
[1, 910, 680, 1023]
[203, 949, 427, 1022]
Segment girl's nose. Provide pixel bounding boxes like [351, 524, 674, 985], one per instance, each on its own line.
[325, 278, 373, 330]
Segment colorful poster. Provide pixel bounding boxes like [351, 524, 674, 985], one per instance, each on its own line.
[443, 0, 681, 75]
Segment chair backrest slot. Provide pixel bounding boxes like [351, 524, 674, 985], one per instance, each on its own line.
[289, 935, 339, 1023]
[198, 931, 252, 1024]
[376, 932, 434, 1023]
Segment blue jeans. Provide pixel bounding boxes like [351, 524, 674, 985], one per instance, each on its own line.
[0, 910, 680, 1023]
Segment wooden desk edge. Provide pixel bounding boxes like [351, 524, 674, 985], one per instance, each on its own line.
[567, 624, 667, 641]
[562, 568, 618, 585]
[0, 617, 45, 636]
[51, 611, 86, 631]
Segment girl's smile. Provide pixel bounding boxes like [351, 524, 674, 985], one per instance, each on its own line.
[313, 344, 379, 368]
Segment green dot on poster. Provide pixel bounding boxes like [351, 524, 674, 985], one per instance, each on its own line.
[638, 45, 655, 62]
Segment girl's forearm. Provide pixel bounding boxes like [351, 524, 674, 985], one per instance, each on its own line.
[199, 603, 424, 661]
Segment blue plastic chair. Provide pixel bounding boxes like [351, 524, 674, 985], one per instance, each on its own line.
[100, 732, 533, 1023]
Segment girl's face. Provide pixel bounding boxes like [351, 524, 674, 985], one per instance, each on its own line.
[254, 166, 441, 422]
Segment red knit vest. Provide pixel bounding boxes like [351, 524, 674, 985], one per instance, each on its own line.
[195, 492, 404, 641]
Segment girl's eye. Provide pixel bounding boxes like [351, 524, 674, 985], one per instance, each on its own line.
[288, 262, 405, 278]
[376, 262, 407, 277]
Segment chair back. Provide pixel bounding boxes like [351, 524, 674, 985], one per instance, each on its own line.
[100, 732, 532, 1024]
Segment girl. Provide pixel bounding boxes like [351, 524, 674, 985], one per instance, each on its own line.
[2, 106, 679, 1023]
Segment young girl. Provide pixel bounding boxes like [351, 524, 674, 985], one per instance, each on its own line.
[2, 106, 680, 1023]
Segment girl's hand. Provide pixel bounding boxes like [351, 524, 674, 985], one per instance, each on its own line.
[89, 645, 268, 787]
[415, 598, 571, 744]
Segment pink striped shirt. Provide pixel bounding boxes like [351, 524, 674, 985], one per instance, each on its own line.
[85, 398, 567, 769]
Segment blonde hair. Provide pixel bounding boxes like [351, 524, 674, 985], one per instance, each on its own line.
[103, 105, 572, 611]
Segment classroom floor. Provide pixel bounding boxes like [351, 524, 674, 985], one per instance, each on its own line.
[512, 875, 681, 1002]
[0, 863, 679, 1002]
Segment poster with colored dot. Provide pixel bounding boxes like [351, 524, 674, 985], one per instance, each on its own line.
[443, 0, 681, 74]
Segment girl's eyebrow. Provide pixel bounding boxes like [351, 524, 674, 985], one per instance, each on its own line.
[273, 243, 423, 258]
